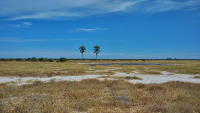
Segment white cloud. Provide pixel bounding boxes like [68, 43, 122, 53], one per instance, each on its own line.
[53, 39, 87, 41]
[8, 24, 21, 27]
[0, 0, 199, 20]
[8, 12, 80, 20]
[145, 0, 200, 12]
[0, 37, 87, 42]
[0, 38, 46, 42]
[71, 28, 108, 32]
[5, 22, 32, 28]
[20, 22, 32, 26]
[76, 28, 96, 32]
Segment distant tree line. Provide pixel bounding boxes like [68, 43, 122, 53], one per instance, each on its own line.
[0, 57, 68, 62]
[0, 45, 101, 62]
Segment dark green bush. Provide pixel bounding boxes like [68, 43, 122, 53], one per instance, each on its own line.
[48, 58, 54, 62]
[44, 58, 49, 62]
[31, 57, 37, 62]
[26, 58, 32, 61]
[15, 58, 22, 61]
[0, 93, 3, 99]
[3, 59, 8, 61]
[38, 57, 45, 62]
[59, 57, 67, 62]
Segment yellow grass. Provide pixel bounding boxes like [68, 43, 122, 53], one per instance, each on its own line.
[0, 60, 200, 112]
[1, 60, 200, 77]
[99, 75, 143, 80]
[0, 79, 200, 112]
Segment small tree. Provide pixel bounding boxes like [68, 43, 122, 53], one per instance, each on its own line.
[93, 46, 100, 61]
[48, 58, 54, 62]
[27, 58, 32, 61]
[38, 57, 45, 62]
[79, 45, 86, 61]
[16, 58, 22, 61]
[59, 57, 67, 62]
[31, 57, 37, 62]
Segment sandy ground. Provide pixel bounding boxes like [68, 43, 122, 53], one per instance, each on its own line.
[0, 71, 199, 85]
[111, 71, 200, 84]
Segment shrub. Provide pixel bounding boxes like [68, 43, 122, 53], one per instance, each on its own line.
[125, 76, 143, 80]
[15, 58, 22, 61]
[3, 59, 8, 61]
[26, 58, 32, 61]
[56, 60, 59, 62]
[44, 58, 49, 62]
[59, 57, 67, 62]
[0, 93, 3, 99]
[33, 80, 42, 85]
[31, 57, 37, 62]
[48, 58, 54, 62]
[194, 76, 200, 79]
[90, 59, 96, 61]
[38, 57, 45, 62]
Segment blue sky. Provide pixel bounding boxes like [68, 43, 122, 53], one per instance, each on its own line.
[0, 0, 200, 59]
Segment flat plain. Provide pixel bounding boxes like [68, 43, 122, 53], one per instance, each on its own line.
[0, 60, 200, 112]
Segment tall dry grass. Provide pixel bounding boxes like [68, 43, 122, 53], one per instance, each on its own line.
[1, 60, 200, 77]
[0, 79, 200, 112]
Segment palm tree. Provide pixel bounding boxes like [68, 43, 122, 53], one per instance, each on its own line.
[93, 46, 100, 61]
[79, 45, 86, 61]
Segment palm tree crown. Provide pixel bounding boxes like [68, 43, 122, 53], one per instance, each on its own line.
[93, 46, 100, 61]
[79, 45, 86, 60]
[93, 46, 100, 54]
[79, 45, 86, 53]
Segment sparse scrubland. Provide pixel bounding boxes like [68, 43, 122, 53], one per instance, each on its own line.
[0, 79, 200, 112]
[0, 60, 200, 112]
[0, 60, 200, 77]
[99, 75, 143, 80]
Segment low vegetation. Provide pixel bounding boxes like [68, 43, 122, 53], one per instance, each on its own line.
[0, 60, 200, 77]
[0, 60, 200, 112]
[140, 70, 162, 75]
[194, 76, 200, 79]
[99, 75, 143, 80]
[0, 79, 200, 112]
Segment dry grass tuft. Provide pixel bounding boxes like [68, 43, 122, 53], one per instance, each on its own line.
[0, 79, 200, 112]
[145, 104, 167, 112]
[99, 75, 143, 80]
[0, 60, 200, 112]
[1, 60, 200, 77]
[140, 70, 162, 75]
[124, 76, 143, 80]
[135, 83, 146, 89]
[194, 76, 200, 79]
[110, 94, 134, 108]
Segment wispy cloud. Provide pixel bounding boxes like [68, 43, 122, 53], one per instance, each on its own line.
[0, 37, 87, 42]
[70, 28, 108, 32]
[5, 21, 32, 28]
[8, 12, 80, 20]
[0, 0, 199, 20]
[145, 0, 200, 12]
[20, 22, 32, 26]
[76, 28, 97, 32]
[0, 38, 46, 42]
[53, 39, 87, 41]
[8, 24, 21, 27]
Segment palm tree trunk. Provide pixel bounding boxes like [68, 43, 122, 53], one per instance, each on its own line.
[96, 53, 97, 61]
[82, 52, 83, 61]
